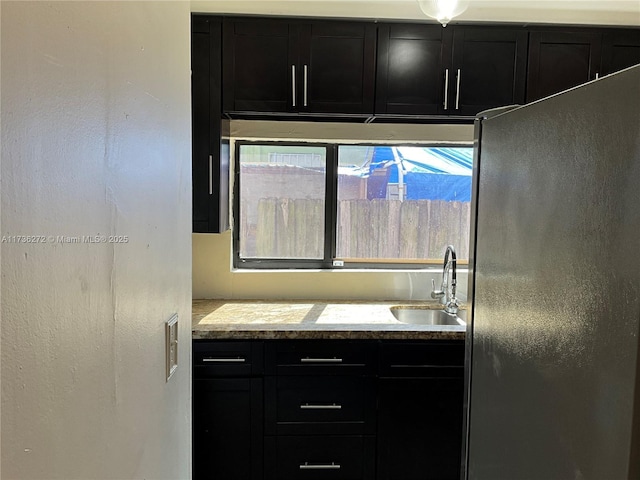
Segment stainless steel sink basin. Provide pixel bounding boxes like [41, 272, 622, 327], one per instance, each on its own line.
[390, 306, 466, 326]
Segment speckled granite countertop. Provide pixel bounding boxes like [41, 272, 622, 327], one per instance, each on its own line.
[192, 299, 466, 340]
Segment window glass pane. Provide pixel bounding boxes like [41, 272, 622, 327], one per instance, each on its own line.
[336, 146, 473, 262]
[238, 145, 326, 259]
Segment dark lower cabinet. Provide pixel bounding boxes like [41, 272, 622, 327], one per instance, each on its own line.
[377, 378, 464, 480]
[192, 340, 264, 480]
[377, 341, 465, 480]
[193, 339, 466, 479]
[265, 436, 376, 480]
[193, 378, 263, 480]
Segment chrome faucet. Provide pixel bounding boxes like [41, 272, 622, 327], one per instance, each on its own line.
[431, 245, 459, 315]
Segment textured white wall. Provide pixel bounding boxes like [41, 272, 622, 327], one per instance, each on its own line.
[1, 2, 192, 479]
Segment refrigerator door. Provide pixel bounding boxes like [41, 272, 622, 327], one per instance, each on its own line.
[466, 65, 640, 479]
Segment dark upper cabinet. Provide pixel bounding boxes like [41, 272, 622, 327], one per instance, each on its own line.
[192, 15, 229, 233]
[376, 24, 527, 117]
[223, 18, 376, 116]
[299, 22, 376, 114]
[601, 29, 640, 75]
[222, 18, 297, 113]
[451, 27, 528, 115]
[526, 30, 602, 102]
[375, 24, 451, 116]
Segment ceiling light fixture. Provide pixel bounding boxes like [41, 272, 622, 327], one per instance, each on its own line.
[417, 0, 470, 27]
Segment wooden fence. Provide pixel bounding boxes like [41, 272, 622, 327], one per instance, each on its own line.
[243, 198, 470, 261]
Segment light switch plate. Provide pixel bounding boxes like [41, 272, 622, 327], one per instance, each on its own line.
[166, 313, 178, 381]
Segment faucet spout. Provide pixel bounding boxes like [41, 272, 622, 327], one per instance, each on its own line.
[431, 245, 459, 314]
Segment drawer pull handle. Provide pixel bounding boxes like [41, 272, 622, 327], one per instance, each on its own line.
[300, 403, 342, 410]
[202, 357, 246, 363]
[300, 357, 343, 363]
[299, 462, 341, 470]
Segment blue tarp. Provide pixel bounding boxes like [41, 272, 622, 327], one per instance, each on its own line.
[342, 146, 473, 202]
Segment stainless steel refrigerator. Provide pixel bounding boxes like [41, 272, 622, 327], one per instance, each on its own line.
[464, 65, 640, 479]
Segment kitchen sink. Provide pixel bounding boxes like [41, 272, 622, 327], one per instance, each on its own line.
[390, 306, 466, 326]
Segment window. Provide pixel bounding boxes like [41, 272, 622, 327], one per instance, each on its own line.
[234, 141, 473, 269]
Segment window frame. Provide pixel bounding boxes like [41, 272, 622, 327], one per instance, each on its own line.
[233, 140, 337, 269]
[232, 139, 472, 270]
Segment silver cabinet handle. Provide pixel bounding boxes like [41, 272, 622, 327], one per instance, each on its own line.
[303, 64, 308, 107]
[292, 65, 296, 108]
[299, 462, 341, 470]
[443, 69, 449, 110]
[208, 155, 213, 195]
[300, 403, 342, 410]
[455, 68, 461, 110]
[202, 357, 246, 363]
[300, 357, 343, 363]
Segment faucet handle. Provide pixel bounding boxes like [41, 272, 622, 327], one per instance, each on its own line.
[431, 279, 445, 299]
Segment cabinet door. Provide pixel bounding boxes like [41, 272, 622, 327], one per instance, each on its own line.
[223, 18, 298, 112]
[451, 27, 528, 115]
[191, 16, 229, 233]
[193, 378, 263, 480]
[376, 24, 451, 116]
[298, 22, 376, 115]
[601, 29, 640, 76]
[377, 377, 464, 480]
[526, 30, 602, 102]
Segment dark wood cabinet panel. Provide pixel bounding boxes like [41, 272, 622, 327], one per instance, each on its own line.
[377, 377, 464, 480]
[451, 27, 528, 115]
[376, 24, 451, 115]
[191, 15, 229, 233]
[193, 378, 263, 480]
[526, 30, 602, 102]
[223, 18, 297, 112]
[265, 435, 376, 480]
[265, 375, 376, 435]
[193, 339, 465, 479]
[265, 340, 377, 376]
[193, 340, 264, 377]
[299, 22, 376, 114]
[376, 24, 527, 117]
[223, 18, 376, 116]
[601, 29, 640, 75]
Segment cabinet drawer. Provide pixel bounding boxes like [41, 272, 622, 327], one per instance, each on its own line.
[265, 340, 376, 375]
[265, 376, 376, 435]
[379, 341, 464, 377]
[193, 340, 264, 377]
[265, 435, 375, 480]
